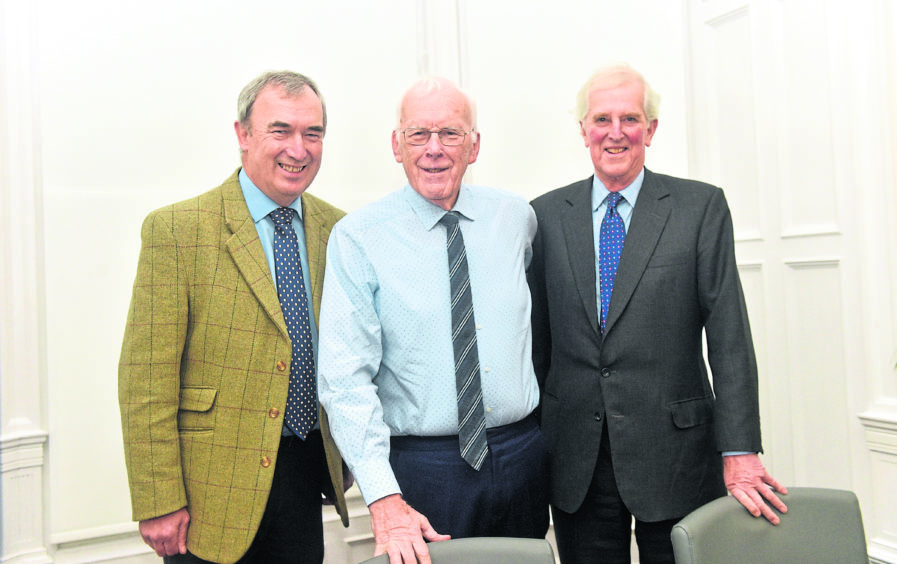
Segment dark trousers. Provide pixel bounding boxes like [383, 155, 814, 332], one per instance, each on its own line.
[552, 422, 678, 564]
[164, 431, 330, 564]
[389, 415, 550, 539]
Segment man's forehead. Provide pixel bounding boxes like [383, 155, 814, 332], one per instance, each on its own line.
[401, 97, 471, 125]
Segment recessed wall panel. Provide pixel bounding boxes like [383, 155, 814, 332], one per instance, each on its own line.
[779, 2, 839, 236]
[783, 260, 851, 487]
[708, 9, 762, 239]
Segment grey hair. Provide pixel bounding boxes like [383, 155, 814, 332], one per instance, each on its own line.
[237, 70, 327, 132]
[575, 63, 660, 122]
[395, 76, 478, 130]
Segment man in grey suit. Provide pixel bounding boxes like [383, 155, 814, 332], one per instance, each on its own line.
[527, 63, 788, 564]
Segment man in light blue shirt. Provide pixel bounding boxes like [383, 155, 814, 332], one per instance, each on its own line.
[318, 77, 548, 564]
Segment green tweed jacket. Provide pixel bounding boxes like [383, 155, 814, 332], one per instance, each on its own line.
[119, 169, 349, 563]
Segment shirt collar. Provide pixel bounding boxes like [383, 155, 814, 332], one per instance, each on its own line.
[403, 184, 477, 231]
[590, 168, 645, 211]
[239, 168, 304, 223]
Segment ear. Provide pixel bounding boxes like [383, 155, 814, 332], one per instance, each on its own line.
[391, 130, 402, 162]
[644, 119, 658, 147]
[467, 131, 481, 164]
[580, 121, 589, 147]
[234, 120, 250, 152]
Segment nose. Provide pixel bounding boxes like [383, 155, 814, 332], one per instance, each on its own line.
[287, 133, 308, 159]
[609, 118, 624, 137]
[424, 131, 444, 155]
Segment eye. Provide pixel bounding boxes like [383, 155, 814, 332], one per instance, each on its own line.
[407, 129, 430, 143]
[440, 129, 463, 142]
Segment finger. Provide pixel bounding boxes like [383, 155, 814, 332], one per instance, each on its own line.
[385, 544, 404, 564]
[413, 540, 431, 564]
[763, 474, 788, 495]
[419, 520, 450, 542]
[178, 518, 189, 553]
[400, 542, 420, 564]
[731, 488, 761, 518]
[759, 486, 788, 513]
[756, 497, 781, 525]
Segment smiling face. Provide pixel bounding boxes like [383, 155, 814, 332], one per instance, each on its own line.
[580, 79, 657, 192]
[234, 85, 324, 206]
[392, 80, 480, 210]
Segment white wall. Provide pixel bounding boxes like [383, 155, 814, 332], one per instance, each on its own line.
[2, 0, 896, 563]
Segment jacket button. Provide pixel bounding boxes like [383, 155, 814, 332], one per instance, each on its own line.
[261, 456, 271, 468]
[601, 368, 611, 378]
[276, 360, 287, 371]
[268, 408, 280, 419]
[594, 413, 603, 421]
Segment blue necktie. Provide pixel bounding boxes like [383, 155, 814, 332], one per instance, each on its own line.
[440, 212, 489, 470]
[270, 207, 317, 439]
[599, 192, 625, 333]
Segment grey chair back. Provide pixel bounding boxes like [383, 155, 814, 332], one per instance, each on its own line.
[357, 537, 556, 564]
[671, 487, 867, 564]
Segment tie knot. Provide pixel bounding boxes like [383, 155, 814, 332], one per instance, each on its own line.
[606, 192, 623, 209]
[270, 207, 296, 227]
[439, 211, 460, 228]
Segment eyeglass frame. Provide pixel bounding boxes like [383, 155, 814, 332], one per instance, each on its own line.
[397, 127, 476, 146]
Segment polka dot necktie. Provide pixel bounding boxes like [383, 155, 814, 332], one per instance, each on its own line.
[599, 192, 625, 333]
[439, 212, 489, 470]
[270, 207, 317, 439]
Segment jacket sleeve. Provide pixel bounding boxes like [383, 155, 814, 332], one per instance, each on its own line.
[118, 209, 189, 521]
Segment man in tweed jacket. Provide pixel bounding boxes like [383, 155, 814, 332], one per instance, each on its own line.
[119, 71, 349, 564]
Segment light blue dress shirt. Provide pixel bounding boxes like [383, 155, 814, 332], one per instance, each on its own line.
[318, 184, 540, 504]
[239, 169, 319, 434]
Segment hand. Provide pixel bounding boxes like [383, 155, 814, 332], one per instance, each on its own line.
[138, 507, 190, 556]
[369, 494, 451, 564]
[723, 454, 788, 525]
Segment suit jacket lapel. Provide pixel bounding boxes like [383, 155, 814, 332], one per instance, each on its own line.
[221, 173, 290, 341]
[604, 169, 671, 335]
[561, 178, 601, 337]
[300, 193, 327, 326]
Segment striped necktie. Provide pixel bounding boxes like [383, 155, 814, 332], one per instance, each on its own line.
[439, 211, 489, 470]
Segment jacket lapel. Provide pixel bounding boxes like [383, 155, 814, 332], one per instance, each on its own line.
[561, 178, 601, 337]
[300, 193, 328, 326]
[221, 173, 290, 341]
[604, 169, 671, 335]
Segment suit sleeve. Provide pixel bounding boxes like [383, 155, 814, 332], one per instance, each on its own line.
[118, 210, 189, 521]
[697, 189, 762, 453]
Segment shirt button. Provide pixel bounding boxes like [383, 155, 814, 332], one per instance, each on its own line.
[477, 324, 482, 330]
[484, 366, 491, 373]
[268, 408, 280, 419]
[276, 361, 287, 371]
[261, 456, 271, 468]
[486, 407, 493, 413]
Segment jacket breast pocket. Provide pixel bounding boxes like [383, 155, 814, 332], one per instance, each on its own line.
[178, 386, 217, 433]
[669, 396, 714, 429]
[646, 251, 689, 269]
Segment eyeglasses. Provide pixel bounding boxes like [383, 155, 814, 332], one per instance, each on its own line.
[399, 127, 473, 146]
